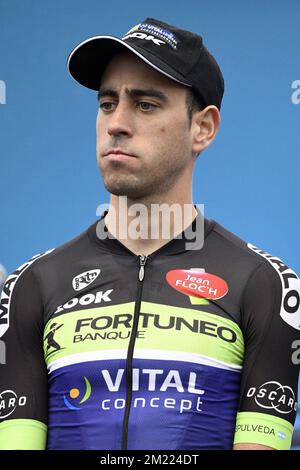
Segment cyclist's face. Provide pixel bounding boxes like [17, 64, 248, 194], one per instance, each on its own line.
[96, 51, 194, 198]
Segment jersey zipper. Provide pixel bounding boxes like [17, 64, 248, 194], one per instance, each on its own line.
[121, 254, 148, 450]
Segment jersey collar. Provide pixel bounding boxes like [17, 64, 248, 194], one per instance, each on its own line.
[87, 207, 214, 256]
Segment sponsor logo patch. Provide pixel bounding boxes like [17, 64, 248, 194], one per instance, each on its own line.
[123, 23, 178, 49]
[64, 376, 92, 410]
[63, 369, 205, 415]
[166, 269, 229, 301]
[54, 289, 113, 314]
[247, 381, 297, 414]
[72, 269, 101, 292]
[0, 390, 27, 419]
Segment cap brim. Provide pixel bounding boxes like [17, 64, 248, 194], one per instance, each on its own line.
[67, 35, 192, 91]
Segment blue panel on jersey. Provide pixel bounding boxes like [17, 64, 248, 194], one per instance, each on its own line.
[47, 358, 241, 450]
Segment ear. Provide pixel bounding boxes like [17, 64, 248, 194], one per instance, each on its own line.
[191, 105, 220, 155]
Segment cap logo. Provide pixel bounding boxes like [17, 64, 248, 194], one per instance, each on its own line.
[123, 22, 178, 49]
[123, 32, 166, 46]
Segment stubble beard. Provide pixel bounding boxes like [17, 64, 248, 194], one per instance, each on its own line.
[98, 155, 187, 200]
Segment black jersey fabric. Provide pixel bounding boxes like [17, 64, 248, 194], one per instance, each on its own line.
[0, 212, 299, 450]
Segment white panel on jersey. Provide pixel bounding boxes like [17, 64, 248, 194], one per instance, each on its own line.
[0, 250, 54, 338]
[248, 243, 300, 331]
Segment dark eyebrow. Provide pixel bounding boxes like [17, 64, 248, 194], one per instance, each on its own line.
[97, 89, 118, 101]
[126, 88, 168, 102]
[97, 88, 168, 103]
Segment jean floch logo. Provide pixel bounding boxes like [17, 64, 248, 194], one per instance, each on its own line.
[166, 269, 229, 301]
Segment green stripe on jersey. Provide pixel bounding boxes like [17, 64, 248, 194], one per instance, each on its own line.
[0, 419, 47, 450]
[234, 412, 293, 450]
[139, 302, 244, 366]
[44, 301, 244, 369]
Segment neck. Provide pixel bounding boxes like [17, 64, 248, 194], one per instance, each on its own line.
[104, 192, 198, 256]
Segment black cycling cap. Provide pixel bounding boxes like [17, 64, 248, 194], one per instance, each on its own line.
[67, 17, 224, 109]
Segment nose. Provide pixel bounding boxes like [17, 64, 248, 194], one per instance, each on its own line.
[107, 102, 133, 138]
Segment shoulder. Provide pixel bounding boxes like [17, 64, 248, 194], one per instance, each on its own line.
[208, 219, 297, 277]
[1, 221, 97, 302]
[17, 221, 99, 277]
[207, 219, 300, 330]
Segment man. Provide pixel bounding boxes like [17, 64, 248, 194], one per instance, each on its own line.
[0, 18, 299, 450]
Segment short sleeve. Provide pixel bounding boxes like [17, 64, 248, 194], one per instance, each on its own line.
[0, 260, 48, 449]
[234, 262, 300, 450]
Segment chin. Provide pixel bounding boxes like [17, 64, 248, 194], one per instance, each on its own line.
[102, 174, 143, 197]
[104, 182, 146, 199]
[109, 188, 145, 198]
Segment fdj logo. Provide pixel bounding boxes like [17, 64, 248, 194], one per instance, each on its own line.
[122, 32, 166, 46]
[64, 376, 92, 410]
[0, 390, 27, 419]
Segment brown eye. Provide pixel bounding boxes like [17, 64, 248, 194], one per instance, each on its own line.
[99, 102, 115, 111]
[138, 102, 157, 111]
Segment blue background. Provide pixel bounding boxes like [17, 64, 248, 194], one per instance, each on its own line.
[1, 0, 299, 448]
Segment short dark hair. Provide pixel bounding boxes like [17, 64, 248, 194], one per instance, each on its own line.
[186, 89, 204, 126]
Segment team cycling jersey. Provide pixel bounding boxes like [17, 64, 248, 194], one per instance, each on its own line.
[0, 211, 299, 450]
